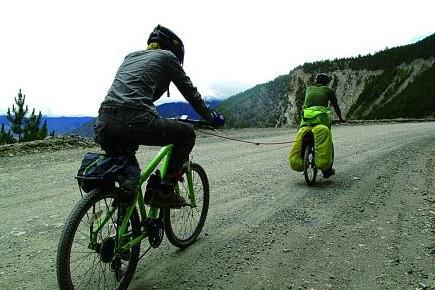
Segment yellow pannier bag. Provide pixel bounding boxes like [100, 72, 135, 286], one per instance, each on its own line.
[312, 125, 333, 171]
[288, 125, 333, 172]
[288, 126, 312, 172]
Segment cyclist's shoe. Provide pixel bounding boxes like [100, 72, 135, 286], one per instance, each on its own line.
[322, 168, 335, 178]
[148, 183, 188, 208]
[148, 191, 188, 208]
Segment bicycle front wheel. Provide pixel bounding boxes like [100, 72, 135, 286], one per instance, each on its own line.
[164, 163, 210, 248]
[57, 188, 140, 290]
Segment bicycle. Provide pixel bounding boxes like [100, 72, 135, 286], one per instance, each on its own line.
[302, 121, 341, 186]
[56, 118, 212, 290]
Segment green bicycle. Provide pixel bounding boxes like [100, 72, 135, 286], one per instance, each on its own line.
[56, 119, 211, 290]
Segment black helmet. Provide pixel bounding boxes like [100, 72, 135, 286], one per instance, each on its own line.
[147, 25, 185, 64]
[315, 73, 331, 85]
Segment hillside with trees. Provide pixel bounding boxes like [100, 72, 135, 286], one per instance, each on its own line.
[217, 75, 290, 127]
[218, 33, 435, 127]
[365, 63, 435, 119]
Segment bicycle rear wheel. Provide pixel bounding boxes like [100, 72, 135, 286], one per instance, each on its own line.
[304, 144, 317, 186]
[57, 188, 140, 290]
[164, 163, 210, 248]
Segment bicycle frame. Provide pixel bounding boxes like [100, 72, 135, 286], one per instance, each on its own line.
[89, 143, 196, 252]
[57, 118, 212, 290]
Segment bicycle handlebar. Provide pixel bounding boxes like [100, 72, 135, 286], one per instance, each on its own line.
[172, 115, 216, 130]
[331, 119, 347, 125]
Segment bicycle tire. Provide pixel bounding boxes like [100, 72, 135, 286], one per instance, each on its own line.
[57, 188, 140, 290]
[304, 144, 317, 186]
[164, 163, 210, 248]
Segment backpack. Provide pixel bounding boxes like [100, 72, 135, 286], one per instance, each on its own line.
[76, 152, 140, 193]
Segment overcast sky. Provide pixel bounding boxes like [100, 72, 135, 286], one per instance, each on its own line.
[0, 0, 434, 116]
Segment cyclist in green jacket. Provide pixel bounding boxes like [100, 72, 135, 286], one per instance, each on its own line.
[300, 73, 345, 177]
[95, 25, 225, 208]
[301, 73, 345, 128]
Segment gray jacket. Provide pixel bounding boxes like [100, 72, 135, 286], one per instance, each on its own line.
[101, 49, 212, 121]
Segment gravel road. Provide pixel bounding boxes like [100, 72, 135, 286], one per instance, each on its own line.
[0, 122, 434, 290]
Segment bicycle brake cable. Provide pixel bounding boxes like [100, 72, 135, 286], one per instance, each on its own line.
[138, 245, 153, 261]
[196, 129, 295, 146]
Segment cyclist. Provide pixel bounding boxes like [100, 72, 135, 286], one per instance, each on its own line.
[95, 25, 225, 208]
[289, 73, 345, 177]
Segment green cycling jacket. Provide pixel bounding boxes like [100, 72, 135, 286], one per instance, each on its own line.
[300, 84, 336, 128]
[303, 85, 336, 108]
[300, 106, 332, 128]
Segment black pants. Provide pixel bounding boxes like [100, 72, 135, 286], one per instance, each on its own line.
[95, 107, 195, 177]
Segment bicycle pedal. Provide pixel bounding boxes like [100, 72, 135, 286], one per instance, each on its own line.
[146, 218, 164, 248]
[171, 202, 191, 209]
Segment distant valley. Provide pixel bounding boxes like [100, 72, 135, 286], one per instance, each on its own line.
[217, 33, 435, 127]
[0, 100, 222, 138]
[2, 33, 434, 136]
[70, 100, 222, 137]
[0, 116, 94, 135]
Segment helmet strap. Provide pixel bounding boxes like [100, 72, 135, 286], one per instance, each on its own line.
[147, 42, 160, 50]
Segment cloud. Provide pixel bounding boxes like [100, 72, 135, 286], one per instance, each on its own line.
[0, 0, 434, 116]
[202, 80, 254, 99]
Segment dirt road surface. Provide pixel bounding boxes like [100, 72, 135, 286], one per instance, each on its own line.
[0, 122, 434, 290]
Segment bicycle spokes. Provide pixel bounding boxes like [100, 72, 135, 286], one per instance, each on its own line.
[65, 195, 136, 289]
[168, 165, 207, 241]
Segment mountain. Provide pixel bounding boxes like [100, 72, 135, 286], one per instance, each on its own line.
[70, 100, 223, 137]
[217, 75, 290, 127]
[43, 117, 95, 134]
[70, 118, 96, 137]
[0, 116, 94, 135]
[156, 100, 221, 119]
[2, 100, 222, 138]
[218, 33, 435, 127]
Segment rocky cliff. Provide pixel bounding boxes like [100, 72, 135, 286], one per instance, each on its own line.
[284, 57, 435, 126]
[218, 33, 435, 128]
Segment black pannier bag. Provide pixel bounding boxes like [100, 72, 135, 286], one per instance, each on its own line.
[76, 152, 140, 194]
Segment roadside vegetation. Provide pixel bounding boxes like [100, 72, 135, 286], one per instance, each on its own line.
[218, 33, 435, 127]
[0, 89, 53, 145]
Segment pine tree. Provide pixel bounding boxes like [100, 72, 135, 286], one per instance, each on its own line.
[0, 124, 6, 145]
[0, 124, 15, 145]
[6, 89, 49, 143]
[0, 124, 4, 144]
[6, 89, 28, 142]
[39, 120, 48, 139]
[23, 109, 43, 142]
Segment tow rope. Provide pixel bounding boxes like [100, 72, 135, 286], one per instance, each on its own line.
[196, 129, 295, 146]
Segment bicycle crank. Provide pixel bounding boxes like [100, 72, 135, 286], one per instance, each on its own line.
[146, 218, 164, 248]
[98, 236, 116, 263]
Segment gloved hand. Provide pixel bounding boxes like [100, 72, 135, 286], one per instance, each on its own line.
[210, 110, 225, 127]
